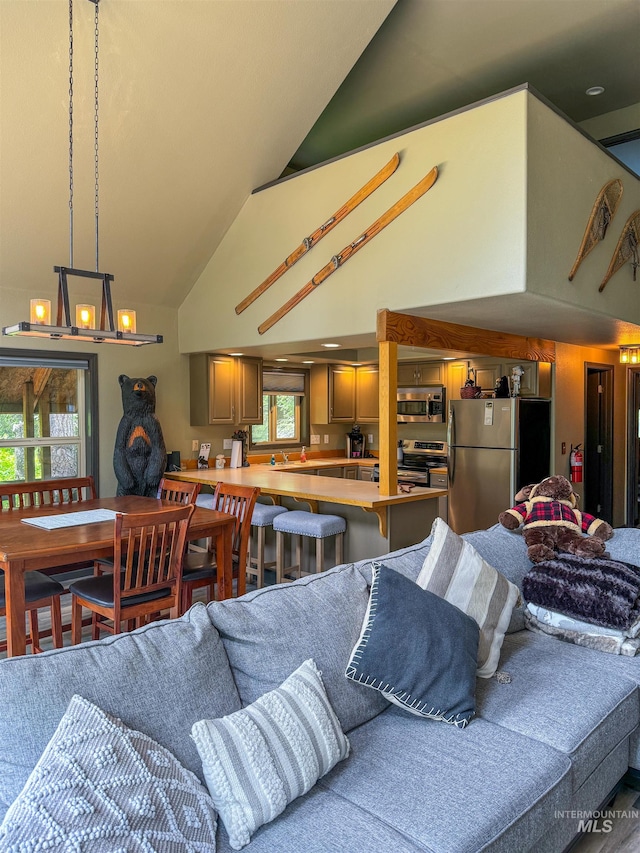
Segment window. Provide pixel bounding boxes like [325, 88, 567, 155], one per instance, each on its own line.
[0, 349, 98, 488]
[251, 370, 308, 447]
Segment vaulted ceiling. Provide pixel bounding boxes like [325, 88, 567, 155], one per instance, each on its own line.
[1, 0, 638, 320]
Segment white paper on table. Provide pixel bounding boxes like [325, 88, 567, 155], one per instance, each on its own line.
[21, 509, 119, 530]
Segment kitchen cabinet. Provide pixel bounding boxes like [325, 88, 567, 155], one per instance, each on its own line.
[310, 365, 356, 424]
[190, 354, 263, 426]
[343, 465, 358, 480]
[429, 471, 448, 489]
[355, 365, 379, 423]
[446, 361, 469, 402]
[318, 466, 344, 478]
[359, 466, 375, 482]
[397, 361, 443, 387]
[446, 358, 549, 399]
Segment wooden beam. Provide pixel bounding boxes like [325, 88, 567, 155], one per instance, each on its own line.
[377, 309, 555, 362]
[378, 340, 397, 496]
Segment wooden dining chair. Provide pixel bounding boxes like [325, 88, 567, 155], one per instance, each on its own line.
[1, 572, 64, 655]
[158, 477, 200, 505]
[69, 504, 195, 643]
[181, 483, 260, 612]
[0, 476, 98, 648]
[0, 476, 96, 510]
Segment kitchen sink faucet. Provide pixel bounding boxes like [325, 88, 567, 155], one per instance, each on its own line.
[281, 452, 289, 464]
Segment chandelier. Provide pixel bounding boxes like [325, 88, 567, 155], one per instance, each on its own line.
[3, 0, 162, 346]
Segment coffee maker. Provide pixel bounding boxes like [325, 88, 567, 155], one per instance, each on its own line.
[346, 425, 366, 459]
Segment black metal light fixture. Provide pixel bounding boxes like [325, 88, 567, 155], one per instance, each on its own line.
[3, 0, 162, 347]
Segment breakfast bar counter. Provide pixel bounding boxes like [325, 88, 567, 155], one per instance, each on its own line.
[167, 465, 447, 563]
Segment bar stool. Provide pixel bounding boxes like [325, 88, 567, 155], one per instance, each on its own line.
[273, 510, 346, 583]
[247, 503, 289, 589]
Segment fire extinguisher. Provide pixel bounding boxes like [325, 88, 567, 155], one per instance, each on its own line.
[570, 444, 583, 483]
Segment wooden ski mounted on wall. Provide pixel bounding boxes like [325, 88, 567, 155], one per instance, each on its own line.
[258, 165, 439, 335]
[568, 179, 623, 281]
[235, 152, 400, 315]
[599, 210, 640, 292]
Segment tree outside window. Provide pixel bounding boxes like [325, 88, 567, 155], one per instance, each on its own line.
[0, 350, 98, 487]
[250, 369, 308, 448]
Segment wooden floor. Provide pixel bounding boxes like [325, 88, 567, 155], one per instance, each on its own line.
[569, 784, 640, 852]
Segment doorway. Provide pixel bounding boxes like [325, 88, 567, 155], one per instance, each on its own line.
[626, 368, 640, 526]
[584, 364, 614, 523]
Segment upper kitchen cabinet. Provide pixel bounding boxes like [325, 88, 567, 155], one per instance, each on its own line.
[397, 361, 443, 387]
[190, 354, 263, 426]
[355, 365, 379, 423]
[310, 365, 356, 424]
[446, 358, 551, 400]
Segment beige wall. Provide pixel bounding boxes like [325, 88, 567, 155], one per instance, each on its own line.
[0, 287, 192, 496]
[526, 96, 640, 317]
[179, 91, 529, 353]
[580, 103, 640, 141]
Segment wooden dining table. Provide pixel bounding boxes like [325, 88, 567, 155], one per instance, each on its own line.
[0, 495, 236, 658]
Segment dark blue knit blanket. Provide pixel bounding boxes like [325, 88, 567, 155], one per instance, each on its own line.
[522, 553, 640, 631]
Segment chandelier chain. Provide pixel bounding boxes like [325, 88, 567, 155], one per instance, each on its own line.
[68, 0, 74, 268]
[94, 0, 100, 272]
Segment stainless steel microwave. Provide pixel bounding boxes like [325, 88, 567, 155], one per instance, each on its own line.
[397, 387, 446, 423]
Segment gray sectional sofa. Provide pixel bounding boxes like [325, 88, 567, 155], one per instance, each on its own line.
[1, 522, 639, 852]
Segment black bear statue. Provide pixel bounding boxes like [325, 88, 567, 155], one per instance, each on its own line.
[113, 374, 167, 497]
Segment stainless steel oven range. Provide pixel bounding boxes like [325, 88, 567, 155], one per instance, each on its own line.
[373, 439, 448, 487]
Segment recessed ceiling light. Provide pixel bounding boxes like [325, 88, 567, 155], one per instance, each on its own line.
[228, 352, 244, 356]
[585, 86, 605, 96]
[274, 358, 288, 362]
[351, 363, 362, 367]
[321, 343, 340, 348]
[442, 357, 456, 361]
[302, 360, 315, 364]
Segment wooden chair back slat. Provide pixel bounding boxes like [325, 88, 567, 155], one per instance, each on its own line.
[158, 478, 200, 506]
[0, 476, 97, 511]
[211, 483, 259, 596]
[114, 505, 194, 606]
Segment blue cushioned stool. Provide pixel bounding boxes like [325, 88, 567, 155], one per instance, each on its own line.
[272, 510, 346, 582]
[247, 503, 289, 589]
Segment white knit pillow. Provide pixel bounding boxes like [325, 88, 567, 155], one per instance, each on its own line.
[192, 658, 350, 850]
[0, 695, 218, 851]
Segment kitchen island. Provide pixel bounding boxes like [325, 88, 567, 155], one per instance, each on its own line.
[166, 461, 447, 564]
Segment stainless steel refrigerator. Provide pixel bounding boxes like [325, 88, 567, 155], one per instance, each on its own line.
[447, 397, 551, 534]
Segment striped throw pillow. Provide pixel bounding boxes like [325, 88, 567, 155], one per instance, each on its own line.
[416, 518, 520, 678]
[192, 659, 350, 851]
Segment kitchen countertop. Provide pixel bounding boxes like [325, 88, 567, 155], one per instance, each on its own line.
[166, 464, 446, 510]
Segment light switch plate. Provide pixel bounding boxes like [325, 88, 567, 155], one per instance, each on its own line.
[368, 434, 374, 443]
[223, 438, 232, 449]
[310, 434, 320, 445]
[191, 439, 199, 452]
[323, 435, 329, 444]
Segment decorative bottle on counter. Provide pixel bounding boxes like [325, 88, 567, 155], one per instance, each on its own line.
[300, 446, 307, 463]
[270, 454, 276, 465]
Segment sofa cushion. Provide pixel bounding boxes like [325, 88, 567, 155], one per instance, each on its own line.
[416, 518, 519, 677]
[214, 787, 427, 853]
[345, 563, 478, 726]
[0, 602, 240, 822]
[207, 564, 389, 733]
[319, 707, 572, 853]
[192, 659, 349, 850]
[0, 695, 218, 852]
[475, 629, 640, 791]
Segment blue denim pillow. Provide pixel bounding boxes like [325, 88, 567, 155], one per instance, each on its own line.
[345, 563, 479, 727]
